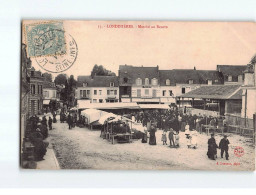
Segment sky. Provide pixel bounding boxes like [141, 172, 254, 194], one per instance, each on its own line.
[24, 21, 256, 79]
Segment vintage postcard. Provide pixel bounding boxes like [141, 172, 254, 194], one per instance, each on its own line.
[21, 20, 256, 170]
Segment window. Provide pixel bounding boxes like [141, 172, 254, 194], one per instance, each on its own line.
[82, 90, 86, 97]
[37, 85, 40, 94]
[83, 83, 87, 87]
[87, 90, 90, 95]
[162, 90, 166, 96]
[114, 90, 117, 95]
[238, 75, 243, 83]
[145, 78, 149, 85]
[123, 77, 128, 83]
[94, 90, 97, 95]
[166, 79, 170, 86]
[99, 90, 102, 95]
[110, 82, 114, 87]
[145, 89, 149, 95]
[93, 99, 97, 103]
[182, 87, 186, 94]
[107, 90, 110, 95]
[151, 78, 158, 86]
[137, 89, 141, 97]
[136, 78, 142, 85]
[189, 79, 193, 84]
[99, 99, 103, 103]
[208, 80, 212, 85]
[153, 89, 157, 97]
[228, 75, 232, 82]
[169, 90, 173, 96]
[31, 84, 35, 94]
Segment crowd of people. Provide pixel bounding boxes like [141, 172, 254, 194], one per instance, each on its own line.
[127, 107, 230, 161]
[25, 113, 56, 161]
[24, 106, 230, 164]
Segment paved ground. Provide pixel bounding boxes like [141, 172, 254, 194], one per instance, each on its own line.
[47, 115, 255, 170]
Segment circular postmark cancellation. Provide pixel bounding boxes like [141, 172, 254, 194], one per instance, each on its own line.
[234, 146, 244, 157]
[35, 32, 78, 73]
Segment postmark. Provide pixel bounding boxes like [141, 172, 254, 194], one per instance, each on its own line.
[34, 32, 78, 73]
[24, 21, 66, 57]
[234, 146, 244, 157]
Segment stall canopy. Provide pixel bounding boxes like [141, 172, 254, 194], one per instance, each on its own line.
[139, 104, 170, 109]
[77, 101, 140, 110]
[80, 109, 108, 124]
[43, 100, 50, 105]
[98, 113, 117, 125]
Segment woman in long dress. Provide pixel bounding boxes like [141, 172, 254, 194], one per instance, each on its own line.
[149, 124, 157, 145]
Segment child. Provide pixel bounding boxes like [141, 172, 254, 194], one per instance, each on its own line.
[161, 130, 167, 145]
[185, 122, 190, 139]
[174, 131, 180, 147]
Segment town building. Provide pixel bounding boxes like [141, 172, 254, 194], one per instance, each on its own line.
[21, 43, 31, 143]
[179, 85, 242, 116]
[28, 67, 44, 116]
[159, 69, 224, 106]
[241, 63, 256, 119]
[118, 65, 161, 103]
[43, 82, 59, 112]
[217, 65, 247, 85]
[76, 75, 119, 103]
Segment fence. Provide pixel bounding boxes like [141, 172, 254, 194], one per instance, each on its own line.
[225, 113, 255, 143]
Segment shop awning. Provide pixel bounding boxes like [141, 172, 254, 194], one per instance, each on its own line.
[77, 100, 140, 110]
[139, 104, 170, 109]
[43, 100, 50, 105]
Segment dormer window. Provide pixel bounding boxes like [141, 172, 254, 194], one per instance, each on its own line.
[151, 78, 158, 86]
[228, 75, 232, 82]
[83, 83, 88, 87]
[136, 78, 142, 85]
[238, 75, 243, 83]
[189, 79, 193, 84]
[166, 79, 170, 86]
[110, 82, 114, 87]
[145, 78, 149, 85]
[208, 80, 212, 85]
[123, 77, 128, 83]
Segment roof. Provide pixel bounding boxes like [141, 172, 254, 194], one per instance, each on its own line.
[119, 65, 159, 85]
[77, 75, 119, 87]
[43, 82, 56, 89]
[139, 104, 170, 109]
[179, 85, 242, 100]
[159, 69, 223, 86]
[217, 65, 247, 76]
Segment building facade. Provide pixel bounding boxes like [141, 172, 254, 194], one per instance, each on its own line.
[76, 76, 119, 103]
[28, 67, 44, 116]
[241, 63, 256, 119]
[119, 65, 161, 103]
[21, 44, 31, 142]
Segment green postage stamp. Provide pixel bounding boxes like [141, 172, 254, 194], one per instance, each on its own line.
[24, 21, 66, 57]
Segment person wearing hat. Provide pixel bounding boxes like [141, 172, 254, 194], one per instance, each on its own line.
[149, 123, 157, 145]
[219, 135, 230, 160]
[207, 133, 218, 160]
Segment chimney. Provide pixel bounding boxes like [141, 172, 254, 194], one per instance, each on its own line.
[243, 64, 254, 86]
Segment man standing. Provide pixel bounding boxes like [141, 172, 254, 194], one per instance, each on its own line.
[219, 135, 230, 160]
[48, 116, 53, 130]
[67, 114, 72, 130]
[207, 133, 218, 160]
[168, 128, 175, 147]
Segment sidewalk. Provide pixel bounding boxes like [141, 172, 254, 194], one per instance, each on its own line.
[36, 142, 60, 170]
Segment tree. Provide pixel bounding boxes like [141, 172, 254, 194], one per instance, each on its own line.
[42, 72, 53, 82]
[54, 74, 67, 85]
[91, 64, 116, 78]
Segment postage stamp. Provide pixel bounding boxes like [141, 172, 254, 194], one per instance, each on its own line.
[34, 33, 78, 73]
[24, 21, 66, 57]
